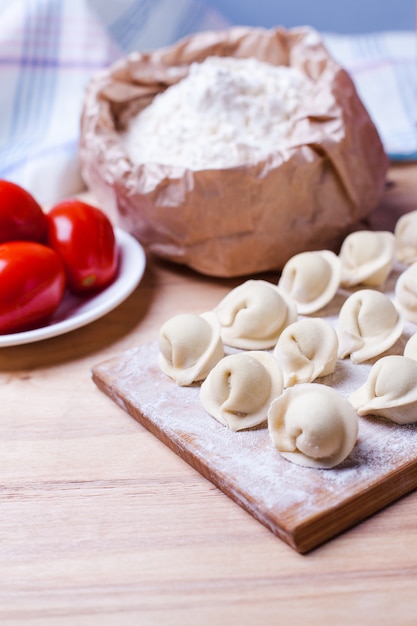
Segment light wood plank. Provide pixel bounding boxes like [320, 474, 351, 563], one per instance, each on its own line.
[1, 163, 417, 623]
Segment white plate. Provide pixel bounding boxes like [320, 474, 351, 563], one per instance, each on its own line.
[0, 228, 146, 347]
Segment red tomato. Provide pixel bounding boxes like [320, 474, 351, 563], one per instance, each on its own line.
[0, 180, 48, 244]
[0, 242, 66, 333]
[47, 200, 118, 294]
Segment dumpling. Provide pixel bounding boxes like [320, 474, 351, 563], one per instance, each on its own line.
[273, 318, 338, 387]
[268, 383, 358, 469]
[404, 332, 417, 361]
[214, 279, 297, 350]
[277, 250, 341, 314]
[395, 262, 417, 323]
[337, 289, 403, 363]
[158, 311, 223, 385]
[339, 230, 395, 287]
[200, 351, 283, 431]
[349, 355, 417, 424]
[395, 209, 417, 265]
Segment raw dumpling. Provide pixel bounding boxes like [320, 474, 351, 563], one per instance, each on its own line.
[200, 351, 283, 431]
[395, 209, 417, 265]
[273, 318, 338, 387]
[339, 230, 395, 287]
[349, 355, 417, 424]
[337, 289, 403, 363]
[268, 383, 358, 468]
[277, 250, 341, 314]
[214, 279, 297, 350]
[158, 311, 223, 385]
[404, 332, 417, 360]
[395, 262, 417, 323]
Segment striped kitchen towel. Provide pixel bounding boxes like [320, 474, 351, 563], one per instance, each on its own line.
[323, 30, 417, 161]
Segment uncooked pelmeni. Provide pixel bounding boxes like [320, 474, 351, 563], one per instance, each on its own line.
[337, 289, 403, 363]
[158, 311, 223, 386]
[349, 355, 417, 424]
[339, 230, 395, 287]
[200, 351, 283, 431]
[277, 250, 341, 314]
[273, 318, 338, 387]
[268, 383, 358, 469]
[395, 262, 417, 324]
[214, 279, 297, 350]
[404, 332, 417, 361]
[395, 210, 417, 265]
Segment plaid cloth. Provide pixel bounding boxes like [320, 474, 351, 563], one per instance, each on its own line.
[0, 0, 415, 205]
[323, 30, 417, 161]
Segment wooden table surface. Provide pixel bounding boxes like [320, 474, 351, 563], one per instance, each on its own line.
[2, 162, 417, 625]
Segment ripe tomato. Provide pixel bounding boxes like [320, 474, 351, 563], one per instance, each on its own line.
[0, 180, 48, 244]
[47, 200, 118, 294]
[0, 242, 66, 333]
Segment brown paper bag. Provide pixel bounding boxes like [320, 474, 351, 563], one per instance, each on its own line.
[79, 26, 388, 277]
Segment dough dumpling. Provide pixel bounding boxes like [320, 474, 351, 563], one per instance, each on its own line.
[337, 289, 403, 363]
[158, 311, 223, 385]
[404, 332, 417, 361]
[277, 250, 341, 314]
[214, 279, 297, 350]
[268, 383, 358, 468]
[339, 230, 395, 288]
[349, 355, 417, 424]
[273, 318, 338, 387]
[395, 210, 417, 265]
[200, 351, 283, 431]
[395, 262, 417, 323]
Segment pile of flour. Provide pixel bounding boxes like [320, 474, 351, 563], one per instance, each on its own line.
[121, 56, 312, 170]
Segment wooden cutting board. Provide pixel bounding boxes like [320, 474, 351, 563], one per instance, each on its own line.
[92, 298, 417, 553]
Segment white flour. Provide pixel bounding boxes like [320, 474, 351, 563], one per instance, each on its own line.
[122, 55, 312, 170]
